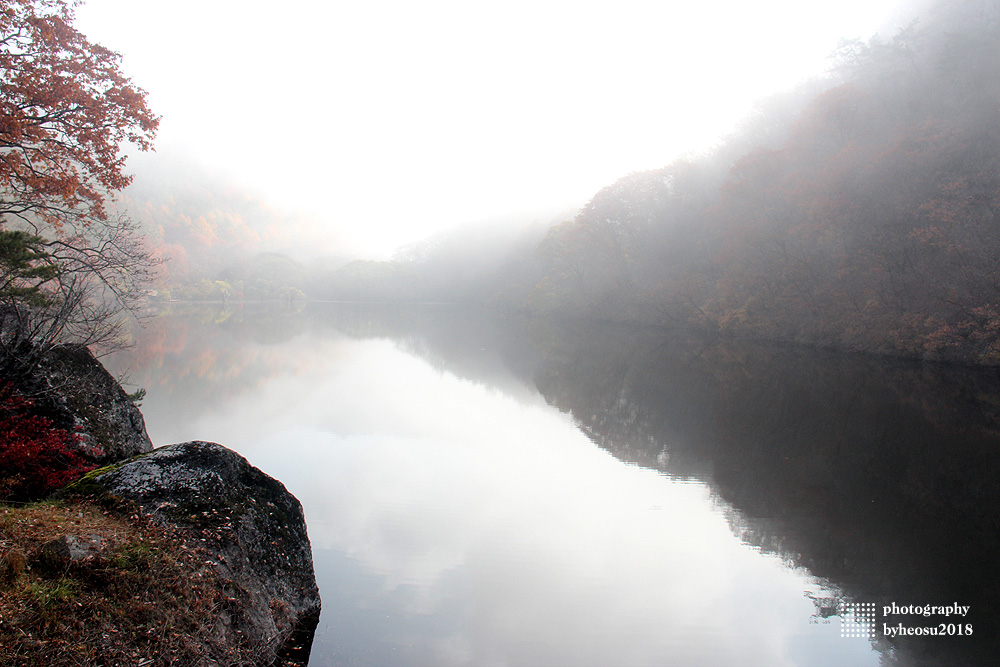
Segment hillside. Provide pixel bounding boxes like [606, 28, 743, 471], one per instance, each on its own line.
[116, 153, 348, 300]
[312, 211, 563, 305]
[523, 0, 1000, 365]
[119, 0, 1000, 366]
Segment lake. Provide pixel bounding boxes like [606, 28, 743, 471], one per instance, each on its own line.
[105, 303, 1000, 666]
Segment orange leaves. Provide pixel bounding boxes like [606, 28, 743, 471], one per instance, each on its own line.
[0, 0, 158, 229]
[788, 83, 868, 149]
[0, 1, 161, 359]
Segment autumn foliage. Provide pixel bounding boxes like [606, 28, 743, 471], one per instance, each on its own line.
[0, 0, 158, 362]
[0, 382, 97, 501]
[525, 0, 1000, 365]
[0, 0, 157, 226]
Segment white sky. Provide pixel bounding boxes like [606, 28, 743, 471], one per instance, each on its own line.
[75, 0, 912, 258]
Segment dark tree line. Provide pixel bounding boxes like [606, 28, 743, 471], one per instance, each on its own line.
[522, 0, 1000, 365]
[284, 0, 1000, 366]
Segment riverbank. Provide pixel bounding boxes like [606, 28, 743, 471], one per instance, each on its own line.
[0, 345, 320, 666]
[0, 498, 271, 666]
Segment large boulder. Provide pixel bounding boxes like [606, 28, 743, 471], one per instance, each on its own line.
[81, 441, 321, 664]
[11, 343, 152, 463]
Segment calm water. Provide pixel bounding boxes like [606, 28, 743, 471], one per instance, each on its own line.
[106, 303, 1000, 666]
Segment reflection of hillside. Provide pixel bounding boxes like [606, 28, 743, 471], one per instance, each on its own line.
[316, 309, 1000, 665]
[107, 304, 544, 443]
[104, 303, 315, 440]
[306, 303, 544, 404]
[111, 305, 1000, 665]
[522, 322, 1000, 667]
[294, 306, 1000, 665]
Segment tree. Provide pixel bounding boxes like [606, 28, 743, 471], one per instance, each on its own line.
[0, 0, 158, 369]
[0, 229, 57, 307]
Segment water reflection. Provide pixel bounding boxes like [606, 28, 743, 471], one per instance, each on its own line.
[106, 304, 1000, 666]
[521, 319, 1000, 666]
[235, 363, 858, 667]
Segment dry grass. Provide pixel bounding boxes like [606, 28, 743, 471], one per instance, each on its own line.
[0, 499, 270, 666]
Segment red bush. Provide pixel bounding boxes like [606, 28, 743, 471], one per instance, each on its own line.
[0, 383, 98, 501]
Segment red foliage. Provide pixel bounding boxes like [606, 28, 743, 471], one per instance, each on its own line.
[0, 0, 158, 228]
[0, 383, 98, 500]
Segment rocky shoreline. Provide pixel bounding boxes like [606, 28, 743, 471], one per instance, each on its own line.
[1, 345, 321, 666]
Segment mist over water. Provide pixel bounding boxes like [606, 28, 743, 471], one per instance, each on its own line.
[105, 304, 1000, 666]
[5, 0, 1000, 661]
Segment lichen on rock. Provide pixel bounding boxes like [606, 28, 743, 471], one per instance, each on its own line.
[84, 441, 321, 664]
[9, 343, 153, 464]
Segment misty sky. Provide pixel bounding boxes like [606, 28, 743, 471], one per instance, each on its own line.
[76, 0, 911, 258]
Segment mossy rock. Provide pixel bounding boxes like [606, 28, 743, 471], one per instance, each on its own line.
[9, 344, 153, 465]
[82, 441, 321, 663]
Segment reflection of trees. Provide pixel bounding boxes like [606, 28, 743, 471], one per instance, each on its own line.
[302, 303, 544, 402]
[111, 304, 1000, 665]
[105, 304, 543, 443]
[104, 303, 313, 437]
[289, 307, 1000, 666]
[522, 321, 1000, 666]
[289, 304, 1000, 667]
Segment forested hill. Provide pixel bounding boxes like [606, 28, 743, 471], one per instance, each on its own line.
[521, 0, 1000, 365]
[118, 153, 349, 301]
[146, 0, 1000, 366]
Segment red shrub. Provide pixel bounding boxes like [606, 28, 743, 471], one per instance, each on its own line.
[0, 383, 97, 501]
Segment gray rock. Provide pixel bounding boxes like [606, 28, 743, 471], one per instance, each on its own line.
[12, 343, 152, 464]
[91, 441, 321, 664]
[39, 534, 107, 568]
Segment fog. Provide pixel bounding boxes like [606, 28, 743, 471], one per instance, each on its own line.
[90, 0, 1000, 371]
[75, 0, 914, 259]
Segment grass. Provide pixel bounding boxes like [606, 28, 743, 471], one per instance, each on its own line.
[0, 499, 270, 666]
